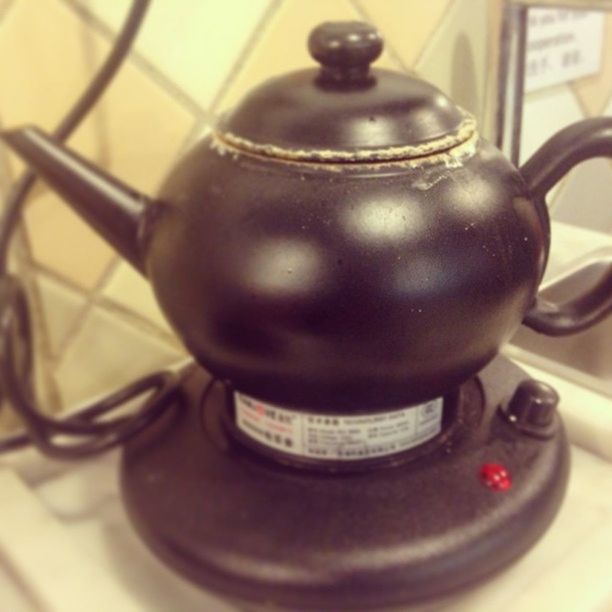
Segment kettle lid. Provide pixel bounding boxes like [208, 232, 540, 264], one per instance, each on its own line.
[216, 21, 476, 163]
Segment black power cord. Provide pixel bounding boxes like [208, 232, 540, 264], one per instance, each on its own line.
[0, 0, 180, 459]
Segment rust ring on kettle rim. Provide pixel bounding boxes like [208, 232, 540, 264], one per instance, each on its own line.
[213, 111, 477, 165]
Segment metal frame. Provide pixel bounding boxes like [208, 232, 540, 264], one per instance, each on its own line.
[495, 0, 611, 164]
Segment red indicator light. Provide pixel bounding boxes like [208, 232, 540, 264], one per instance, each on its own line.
[480, 463, 512, 491]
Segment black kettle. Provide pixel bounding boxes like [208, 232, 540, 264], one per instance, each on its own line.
[3, 21, 612, 412]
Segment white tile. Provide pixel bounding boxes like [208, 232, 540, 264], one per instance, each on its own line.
[520, 84, 584, 164]
[508, 516, 612, 611]
[0, 468, 144, 612]
[551, 158, 612, 233]
[606, 93, 612, 116]
[36, 273, 88, 357]
[55, 306, 183, 407]
[102, 261, 173, 333]
[0, 561, 35, 612]
[415, 0, 489, 122]
[36, 459, 120, 518]
[572, 13, 612, 118]
[78, 0, 272, 109]
[545, 220, 612, 282]
[26, 454, 238, 612]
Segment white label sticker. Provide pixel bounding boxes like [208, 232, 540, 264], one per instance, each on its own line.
[525, 8, 604, 93]
[235, 393, 443, 461]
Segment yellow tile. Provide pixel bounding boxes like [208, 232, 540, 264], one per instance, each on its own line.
[0, 0, 196, 190]
[357, 0, 451, 68]
[0, 0, 196, 287]
[55, 306, 183, 407]
[0, 138, 13, 197]
[35, 272, 88, 357]
[24, 191, 117, 289]
[481, 0, 505, 140]
[0, 398, 22, 434]
[572, 13, 612, 117]
[102, 261, 174, 334]
[217, 0, 399, 113]
[77, 0, 273, 109]
[415, 0, 489, 122]
[75, 64, 195, 195]
[0, 0, 97, 139]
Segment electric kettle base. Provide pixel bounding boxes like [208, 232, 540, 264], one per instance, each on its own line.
[121, 356, 569, 611]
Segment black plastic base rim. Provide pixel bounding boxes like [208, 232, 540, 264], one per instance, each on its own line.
[120, 357, 570, 611]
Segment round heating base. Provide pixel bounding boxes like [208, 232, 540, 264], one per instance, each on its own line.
[121, 357, 569, 611]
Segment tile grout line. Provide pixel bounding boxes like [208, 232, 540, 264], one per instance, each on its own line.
[570, 72, 612, 119]
[350, 0, 409, 73]
[556, 83, 604, 212]
[85, 256, 166, 343]
[29, 261, 92, 298]
[5, 0, 210, 374]
[547, 83, 612, 210]
[207, 0, 284, 117]
[13, 173, 87, 380]
[569, 81, 594, 120]
[49, 255, 121, 364]
[175, 0, 285, 152]
[94, 0, 287, 342]
[29, 260, 116, 350]
[556, 79, 612, 203]
[173, 119, 210, 157]
[12, 229, 65, 414]
[569, 13, 612, 119]
[36, 253, 183, 368]
[78, 15, 114, 169]
[92, 294, 184, 348]
[58, 0, 209, 121]
[0, 114, 65, 413]
[83, 242, 185, 349]
[41, 0, 288, 363]
[31, 259, 177, 344]
[412, 0, 458, 70]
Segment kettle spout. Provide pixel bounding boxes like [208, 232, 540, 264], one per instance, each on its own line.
[2, 126, 151, 274]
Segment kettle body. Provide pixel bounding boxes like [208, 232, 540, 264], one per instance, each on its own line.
[148, 133, 543, 410]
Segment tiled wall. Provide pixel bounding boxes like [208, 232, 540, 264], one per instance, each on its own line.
[0, 0, 610, 426]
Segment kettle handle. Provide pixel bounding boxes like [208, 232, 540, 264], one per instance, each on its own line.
[520, 117, 612, 336]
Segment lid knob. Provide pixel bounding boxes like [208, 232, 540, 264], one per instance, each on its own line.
[308, 21, 383, 83]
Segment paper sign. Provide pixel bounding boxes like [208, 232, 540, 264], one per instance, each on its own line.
[525, 8, 604, 93]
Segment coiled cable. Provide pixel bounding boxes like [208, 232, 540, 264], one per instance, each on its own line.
[0, 0, 180, 459]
